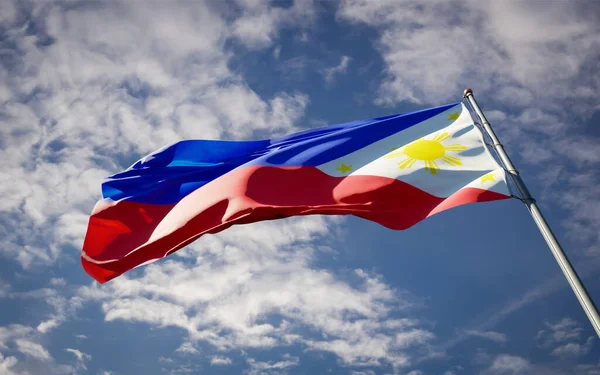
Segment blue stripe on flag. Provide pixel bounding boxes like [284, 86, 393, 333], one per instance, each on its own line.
[101, 103, 458, 204]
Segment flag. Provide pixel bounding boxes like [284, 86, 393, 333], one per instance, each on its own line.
[82, 102, 510, 283]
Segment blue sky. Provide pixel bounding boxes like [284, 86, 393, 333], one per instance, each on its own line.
[1, 0, 599, 374]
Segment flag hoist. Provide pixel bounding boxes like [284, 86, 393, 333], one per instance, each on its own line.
[463, 88, 600, 337]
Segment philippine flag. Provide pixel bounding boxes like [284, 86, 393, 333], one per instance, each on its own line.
[82, 102, 510, 283]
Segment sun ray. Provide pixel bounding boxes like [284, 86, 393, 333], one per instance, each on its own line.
[433, 132, 450, 142]
[424, 160, 432, 174]
[444, 144, 467, 152]
[398, 157, 417, 169]
[441, 155, 462, 166]
[424, 159, 440, 175]
[384, 149, 404, 159]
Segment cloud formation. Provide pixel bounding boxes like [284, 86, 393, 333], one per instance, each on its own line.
[78, 217, 434, 368]
[323, 56, 352, 83]
[463, 330, 507, 344]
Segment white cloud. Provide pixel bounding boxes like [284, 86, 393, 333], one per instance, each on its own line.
[65, 348, 91, 370]
[34, 293, 82, 334]
[246, 355, 299, 375]
[463, 330, 507, 344]
[478, 351, 600, 375]
[15, 339, 51, 361]
[49, 278, 66, 287]
[36, 320, 59, 334]
[486, 354, 530, 374]
[0, 280, 10, 298]
[323, 56, 352, 83]
[231, 0, 316, 49]
[65, 348, 91, 362]
[0, 353, 19, 375]
[102, 298, 192, 330]
[78, 217, 432, 368]
[395, 329, 435, 349]
[575, 361, 600, 375]
[553, 173, 600, 254]
[534, 317, 595, 359]
[536, 318, 583, 347]
[462, 271, 600, 347]
[0, 325, 34, 349]
[159, 356, 175, 365]
[338, 0, 598, 108]
[551, 338, 594, 358]
[175, 342, 199, 355]
[211, 356, 233, 366]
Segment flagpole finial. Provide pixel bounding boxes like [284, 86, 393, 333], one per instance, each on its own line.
[463, 88, 473, 98]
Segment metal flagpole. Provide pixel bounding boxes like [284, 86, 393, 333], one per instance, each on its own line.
[463, 88, 600, 338]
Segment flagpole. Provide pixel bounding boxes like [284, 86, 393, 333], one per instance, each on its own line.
[463, 88, 600, 338]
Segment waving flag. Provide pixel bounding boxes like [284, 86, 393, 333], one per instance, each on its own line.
[82, 102, 510, 283]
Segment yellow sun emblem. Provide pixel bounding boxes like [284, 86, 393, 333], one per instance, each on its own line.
[385, 132, 467, 175]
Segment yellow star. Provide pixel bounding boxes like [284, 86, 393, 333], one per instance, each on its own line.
[336, 163, 352, 174]
[448, 112, 460, 121]
[480, 172, 496, 184]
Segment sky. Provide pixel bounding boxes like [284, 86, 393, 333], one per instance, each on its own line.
[0, 0, 599, 374]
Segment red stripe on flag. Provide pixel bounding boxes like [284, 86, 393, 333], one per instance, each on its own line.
[82, 166, 509, 283]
